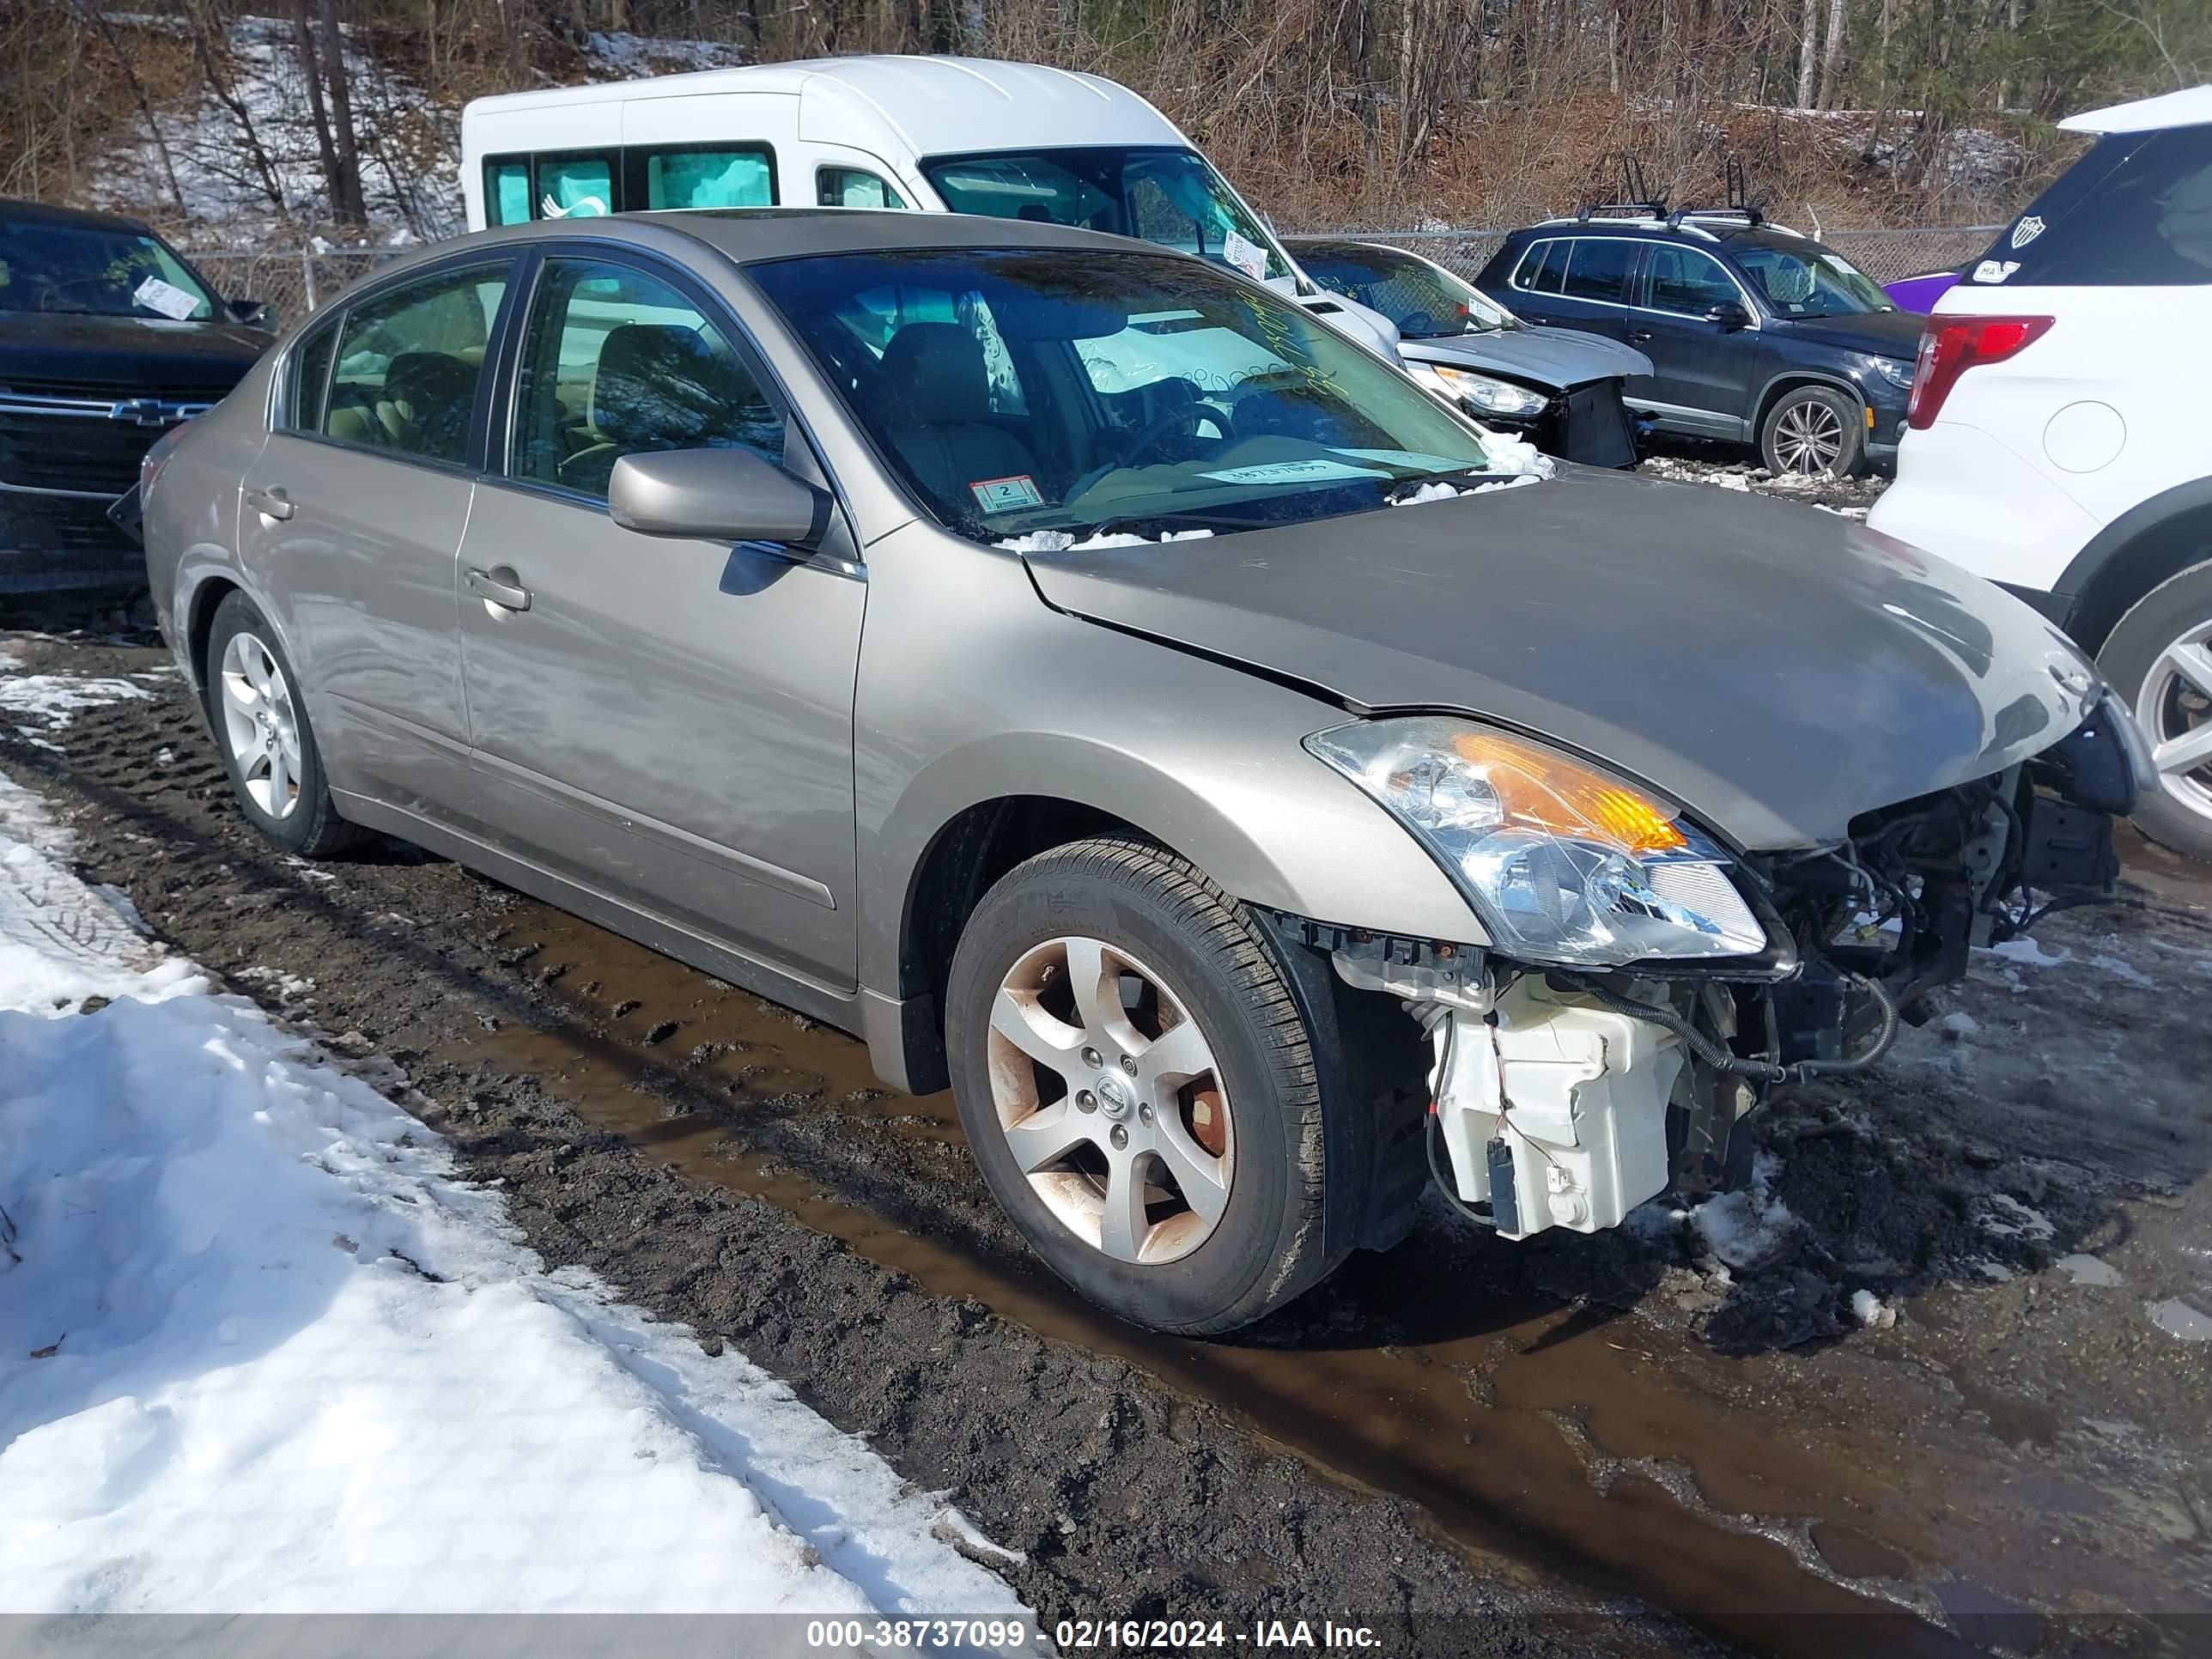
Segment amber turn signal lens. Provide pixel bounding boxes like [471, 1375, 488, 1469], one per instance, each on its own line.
[1444, 730, 1687, 856]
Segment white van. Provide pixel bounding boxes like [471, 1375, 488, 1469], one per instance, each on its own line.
[459, 55, 1397, 356]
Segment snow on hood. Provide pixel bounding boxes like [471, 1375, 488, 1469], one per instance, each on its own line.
[998, 527, 1215, 553]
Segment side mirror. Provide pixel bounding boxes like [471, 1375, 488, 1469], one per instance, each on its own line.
[230, 297, 278, 330]
[1705, 301, 1751, 332]
[609, 447, 830, 547]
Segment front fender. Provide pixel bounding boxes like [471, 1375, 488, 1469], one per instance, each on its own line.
[851, 525, 1486, 1001]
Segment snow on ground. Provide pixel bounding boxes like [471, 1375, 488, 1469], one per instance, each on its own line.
[0, 766, 1032, 1622]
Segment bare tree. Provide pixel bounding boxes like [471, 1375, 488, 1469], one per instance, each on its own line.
[1796, 0, 1819, 107]
[70, 2, 187, 216]
[1819, 0, 1848, 106]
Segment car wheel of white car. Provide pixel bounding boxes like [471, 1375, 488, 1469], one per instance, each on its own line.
[2099, 562, 2212, 863]
[1759, 385, 1864, 478]
[204, 592, 367, 859]
[945, 837, 1353, 1335]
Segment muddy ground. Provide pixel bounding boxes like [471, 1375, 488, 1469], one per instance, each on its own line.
[3, 585, 2208, 1659]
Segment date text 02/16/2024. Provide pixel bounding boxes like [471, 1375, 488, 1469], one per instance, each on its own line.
[1055, 1621, 1382, 1650]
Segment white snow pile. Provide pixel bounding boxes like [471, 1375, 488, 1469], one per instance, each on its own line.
[1689, 1152, 1799, 1273]
[998, 527, 1215, 553]
[1390, 472, 1545, 506]
[0, 771, 1031, 1620]
[0, 674, 152, 734]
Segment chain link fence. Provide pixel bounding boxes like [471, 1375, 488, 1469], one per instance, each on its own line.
[179, 226, 1998, 327]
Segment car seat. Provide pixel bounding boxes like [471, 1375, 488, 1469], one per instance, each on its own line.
[876, 322, 1042, 506]
[560, 323, 759, 497]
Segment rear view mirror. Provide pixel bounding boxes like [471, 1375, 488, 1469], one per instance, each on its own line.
[994, 295, 1129, 342]
[1705, 301, 1751, 331]
[230, 297, 278, 330]
[609, 447, 830, 546]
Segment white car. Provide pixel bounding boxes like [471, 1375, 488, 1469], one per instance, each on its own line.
[1868, 84, 2212, 859]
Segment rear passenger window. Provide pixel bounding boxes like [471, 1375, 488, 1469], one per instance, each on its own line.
[817, 167, 906, 209]
[1560, 239, 1637, 303]
[285, 321, 337, 432]
[509, 258, 785, 501]
[324, 264, 509, 465]
[639, 145, 775, 210]
[1992, 126, 2212, 287]
[536, 153, 615, 218]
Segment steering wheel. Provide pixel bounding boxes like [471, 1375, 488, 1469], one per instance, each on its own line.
[1122, 402, 1231, 467]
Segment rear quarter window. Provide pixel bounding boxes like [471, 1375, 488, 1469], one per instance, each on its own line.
[1983, 126, 2212, 287]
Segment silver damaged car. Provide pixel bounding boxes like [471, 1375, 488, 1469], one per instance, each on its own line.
[143, 210, 2148, 1334]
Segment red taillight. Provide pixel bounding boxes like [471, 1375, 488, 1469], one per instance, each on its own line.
[1906, 313, 2053, 430]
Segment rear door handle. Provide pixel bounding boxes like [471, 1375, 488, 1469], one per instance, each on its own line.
[244, 485, 295, 521]
[465, 566, 532, 612]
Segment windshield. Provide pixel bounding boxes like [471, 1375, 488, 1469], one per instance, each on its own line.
[0, 220, 218, 319]
[750, 246, 1498, 541]
[1732, 242, 1892, 319]
[1296, 243, 1510, 337]
[920, 147, 1294, 283]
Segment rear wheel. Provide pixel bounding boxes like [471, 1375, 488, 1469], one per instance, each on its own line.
[2099, 562, 2212, 863]
[204, 592, 366, 858]
[1759, 385, 1864, 478]
[945, 838, 1352, 1335]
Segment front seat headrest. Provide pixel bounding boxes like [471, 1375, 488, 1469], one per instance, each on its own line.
[591, 324, 726, 450]
[878, 322, 994, 427]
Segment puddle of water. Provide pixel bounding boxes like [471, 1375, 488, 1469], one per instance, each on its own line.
[2057, 1253, 2124, 1287]
[441, 901, 1977, 1657]
[2146, 1298, 2212, 1341]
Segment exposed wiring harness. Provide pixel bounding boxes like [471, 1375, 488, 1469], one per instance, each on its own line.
[1562, 972, 1900, 1085]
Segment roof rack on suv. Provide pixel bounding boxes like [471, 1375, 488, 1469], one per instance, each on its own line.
[1567, 154, 1666, 223]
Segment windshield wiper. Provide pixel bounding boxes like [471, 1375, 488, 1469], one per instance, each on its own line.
[1382, 467, 1494, 503]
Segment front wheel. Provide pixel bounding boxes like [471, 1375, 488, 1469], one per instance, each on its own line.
[1759, 385, 1864, 478]
[2099, 562, 2212, 862]
[945, 838, 1352, 1335]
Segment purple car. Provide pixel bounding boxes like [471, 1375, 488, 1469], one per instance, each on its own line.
[1884, 268, 1960, 312]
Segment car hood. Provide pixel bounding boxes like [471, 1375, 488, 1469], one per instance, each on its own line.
[0, 310, 269, 392]
[1405, 325, 1652, 388]
[1022, 468, 2100, 850]
[1773, 308, 1925, 359]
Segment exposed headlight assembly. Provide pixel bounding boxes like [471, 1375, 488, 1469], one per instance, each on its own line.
[1305, 717, 1769, 967]
[1872, 356, 1915, 390]
[1406, 362, 1550, 419]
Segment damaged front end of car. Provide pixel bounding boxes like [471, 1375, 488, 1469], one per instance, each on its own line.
[1300, 696, 2148, 1242]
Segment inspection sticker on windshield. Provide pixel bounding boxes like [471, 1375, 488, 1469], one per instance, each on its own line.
[131, 276, 200, 320]
[970, 473, 1047, 513]
[1222, 228, 1271, 282]
[1200, 459, 1389, 486]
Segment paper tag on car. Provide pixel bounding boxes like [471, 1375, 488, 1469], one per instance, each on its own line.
[1222, 228, 1271, 282]
[969, 474, 1046, 513]
[131, 276, 201, 320]
[1200, 459, 1389, 486]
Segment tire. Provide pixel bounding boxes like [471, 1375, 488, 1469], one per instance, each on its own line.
[945, 837, 1356, 1335]
[1759, 384, 1865, 478]
[203, 592, 367, 858]
[2097, 560, 2212, 863]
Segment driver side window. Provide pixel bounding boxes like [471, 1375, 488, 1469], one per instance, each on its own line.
[508, 258, 784, 502]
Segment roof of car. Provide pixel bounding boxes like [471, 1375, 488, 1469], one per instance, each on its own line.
[1511, 216, 1814, 254]
[0, 197, 154, 233]
[464, 54, 1185, 155]
[2061, 83, 2212, 134]
[447, 205, 1184, 265]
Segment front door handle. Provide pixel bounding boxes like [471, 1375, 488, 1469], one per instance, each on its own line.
[1629, 328, 1656, 343]
[465, 566, 532, 612]
[244, 485, 295, 521]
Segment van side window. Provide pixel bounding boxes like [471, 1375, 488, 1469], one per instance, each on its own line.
[324, 263, 510, 465]
[536, 152, 617, 219]
[637, 145, 775, 210]
[510, 258, 785, 501]
[483, 158, 530, 227]
[817, 167, 906, 210]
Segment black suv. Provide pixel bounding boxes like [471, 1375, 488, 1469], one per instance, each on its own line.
[1474, 211, 1923, 477]
[1, 199, 275, 592]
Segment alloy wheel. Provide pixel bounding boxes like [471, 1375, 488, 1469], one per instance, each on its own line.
[2136, 617, 2212, 823]
[217, 631, 303, 821]
[1772, 398, 1846, 475]
[984, 935, 1233, 1266]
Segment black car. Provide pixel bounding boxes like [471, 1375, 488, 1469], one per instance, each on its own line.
[1289, 236, 1652, 467]
[1, 199, 275, 592]
[1474, 212, 1923, 477]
